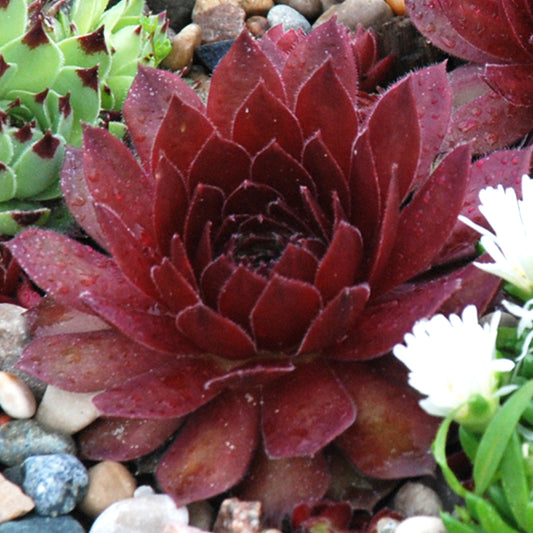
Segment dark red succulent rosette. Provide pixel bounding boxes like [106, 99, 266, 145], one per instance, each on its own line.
[7, 20, 533, 521]
[406, 0, 533, 154]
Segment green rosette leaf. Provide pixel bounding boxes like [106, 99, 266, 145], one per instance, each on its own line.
[0, 0, 28, 46]
[58, 29, 111, 78]
[0, 200, 49, 235]
[70, 0, 109, 35]
[0, 164, 16, 202]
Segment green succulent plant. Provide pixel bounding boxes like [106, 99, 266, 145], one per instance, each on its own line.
[0, 0, 171, 235]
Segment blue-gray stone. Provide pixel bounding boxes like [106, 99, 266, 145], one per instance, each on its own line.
[0, 420, 76, 466]
[22, 454, 88, 517]
[267, 5, 311, 33]
[0, 515, 85, 533]
[195, 39, 234, 72]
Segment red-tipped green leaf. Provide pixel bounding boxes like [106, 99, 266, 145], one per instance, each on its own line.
[262, 360, 356, 458]
[157, 390, 260, 505]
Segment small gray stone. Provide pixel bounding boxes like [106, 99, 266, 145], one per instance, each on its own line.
[195, 40, 235, 72]
[267, 5, 311, 33]
[276, 0, 322, 20]
[0, 420, 76, 466]
[22, 454, 88, 517]
[0, 515, 85, 533]
[394, 482, 442, 517]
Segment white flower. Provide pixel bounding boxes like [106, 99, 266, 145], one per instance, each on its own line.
[393, 305, 514, 419]
[459, 174, 533, 298]
[502, 298, 533, 360]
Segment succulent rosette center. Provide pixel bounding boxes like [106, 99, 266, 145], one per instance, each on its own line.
[7, 19, 533, 520]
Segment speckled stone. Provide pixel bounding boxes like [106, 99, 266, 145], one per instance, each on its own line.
[0, 515, 85, 533]
[393, 482, 442, 517]
[276, 0, 322, 20]
[267, 5, 311, 33]
[22, 454, 88, 517]
[214, 498, 261, 533]
[0, 420, 76, 466]
[313, 0, 394, 29]
[195, 39, 235, 71]
[194, 3, 246, 42]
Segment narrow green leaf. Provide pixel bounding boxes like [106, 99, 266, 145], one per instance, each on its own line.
[526, 501, 533, 533]
[474, 380, 533, 495]
[441, 513, 484, 533]
[501, 430, 529, 529]
[465, 492, 520, 533]
[459, 426, 480, 463]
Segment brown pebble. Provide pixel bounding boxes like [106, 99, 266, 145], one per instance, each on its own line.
[194, 4, 246, 43]
[393, 482, 442, 518]
[0, 472, 35, 522]
[314, 0, 394, 29]
[78, 461, 137, 518]
[246, 16, 269, 37]
[385, 0, 406, 15]
[162, 24, 203, 72]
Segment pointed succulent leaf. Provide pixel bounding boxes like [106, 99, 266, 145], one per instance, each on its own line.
[262, 360, 356, 458]
[13, 132, 64, 198]
[18, 330, 171, 392]
[0, 0, 27, 46]
[335, 357, 440, 478]
[80, 416, 183, 461]
[237, 448, 330, 525]
[0, 201, 49, 235]
[0, 57, 17, 94]
[0, 132, 14, 167]
[70, 0, 109, 35]
[484, 64, 533, 107]
[157, 391, 260, 506]
[1, 21, 62, 93]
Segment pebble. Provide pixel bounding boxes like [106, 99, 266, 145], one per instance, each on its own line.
[0, 372, 36, 419]
[0, 515, 85, 533]
[393, 482, 442, 517]
[239, 0, 274, 16]
[163, 524, 211, 533]
[146, 0, 197, 32]
[21, 454, 88, 517]
[214, 498, 261, 533]
[0, 419, 76, 466]
[162, 23, 203, 71]
[276, 0, 322, 20]
[79, 461, 137, 518]
[245, 16, 269, 37]
[188, 500, 216, 531]
[313, 0, 394, 30]
[194, 4, 246, 43]
[267, 5, 311, 33]
[395, 516, 446, 533]
[36, 385, 100, 435]
[89, 485, 189, 533]
[195, 40, 235, 71]
[385, 0, 406, 15]
[376, 517, 401, 533]
[0, 472, 35, 522]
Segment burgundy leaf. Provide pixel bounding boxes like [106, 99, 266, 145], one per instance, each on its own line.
[124, 64, 203, 167]
[262, 360, 356, 458]
[485, 64, 533, 106]
[61, 146, 107, 249]
[157, 390, 260, 506]
[151, 258, 199, 313]
[170, 234, 198, 290]
[200, 255, 236, 309]
[80, 416, 183, 461]
[94, 357, 224, 418]
[233, 82, 303, 159]
[222, 181, 281, 217]
[207, 30, 285, 136]
[188, 134, 251, 194]
[331, 276, 461, 361]
[298, 284, 370, 355]
[314, 221, 363, 303]
[373, 144, 471, 294]
[237, 447, 330, 525]
[272, 243, 318, 283]
[295, 59, 358, 175]
[151, 95, 214, 177]
[334, 357, 439, 478]
[218, 266, 268, 331]
[177, 304, 257, 359]
[82, 126, 155, 247]
[153, 155, 188, 256]
[251, 274, 321, 351]
[18, 330, 170, 392]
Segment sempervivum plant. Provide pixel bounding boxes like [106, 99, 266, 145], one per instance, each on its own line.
[0, 0, 170, 235]
[406, 0, 533, 155]
[8, 20, 533, 522]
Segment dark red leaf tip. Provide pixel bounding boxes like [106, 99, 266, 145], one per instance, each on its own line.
[22, 21, 49, 49]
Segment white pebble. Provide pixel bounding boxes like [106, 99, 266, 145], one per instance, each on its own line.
[0, 472, 35, 522]
[393, 483, 442, 517]
[395, 516, 446, 533]
[89, 485, 189, 533]
[0, 371, 36, 418]
[36, 385, 100, 434]
[78, 461, 137, 518]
